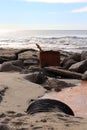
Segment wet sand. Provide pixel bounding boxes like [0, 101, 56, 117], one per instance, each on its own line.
[43, 80, 87, 117]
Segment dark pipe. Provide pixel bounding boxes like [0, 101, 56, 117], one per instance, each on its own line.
[26, 99, 74, 116]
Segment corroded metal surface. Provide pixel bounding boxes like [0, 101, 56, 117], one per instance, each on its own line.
[27, 99, 74, 116]
[40, 51, 60, 67]
[43, 81, 87, 117]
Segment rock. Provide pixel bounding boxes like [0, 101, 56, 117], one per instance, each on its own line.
[60, 51, 73, 59]
[61, 53, 81, 68]
[70, 53, 81, 62]
[54, 79, 75, 87]
[82, 71, 87, 80]
[0, 87, 8, 102]
[0, 54, 18, 64]
[69, 60, 87, 73]
[0, 62, 22, 72]
[0, 123, 10, 130]
[26, 99, 74, 116]
[61, 57, 69, 67]
[23, 58, 39, 66]
[0, 95, 2, 102]
[28, 66, 42, 72]
[0, 113, 6, 118]
[0, 57, 8, 64]
[62, 59, 76, 69]
[21, 66, 42, 74]
[81, 51, 87, 61]
[54, 87, 62, 92]
[43, 78, 75, 91]
[10, 60, 24, 68]
[0, 87, 8, 96]
[43, 85, 52, 91]
[24, 71, 47, 84]
[21, 69, 30, 74]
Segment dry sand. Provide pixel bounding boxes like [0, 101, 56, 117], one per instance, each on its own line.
[0, 72, 46, 113]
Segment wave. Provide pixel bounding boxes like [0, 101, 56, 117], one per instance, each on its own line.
[0, 35, 87, 53]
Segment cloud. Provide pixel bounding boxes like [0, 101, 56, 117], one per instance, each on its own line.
[72, 6, 87, 13]
[22, 0, 87, 3]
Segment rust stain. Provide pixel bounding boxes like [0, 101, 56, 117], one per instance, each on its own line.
[40, 51, 60, 67]
[43, 81, 87, 117]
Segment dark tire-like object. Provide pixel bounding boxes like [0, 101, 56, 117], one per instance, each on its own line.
[26, 99, 74, 116]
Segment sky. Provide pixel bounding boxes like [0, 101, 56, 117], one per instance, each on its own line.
[0, 0, 87, 31]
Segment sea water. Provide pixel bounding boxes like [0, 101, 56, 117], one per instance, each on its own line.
[0, 30, 87, 52]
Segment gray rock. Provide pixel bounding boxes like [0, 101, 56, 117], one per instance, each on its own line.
[28, 66, 42, 72]
[43, 78, 75, 91]
[0, 123, 10, 130]
[61, 53, 81, 67]
[69, 60, 87, 73]
[24, 71, 47, 84]
[23, 58, 39, 66]
[61, 57, 69, 67]
[63, 59, 76, 69]
[70, 53, 81, 62]
[0, 62, 22, 72]
[10, 60, 23, 68]
[82, 71, 87, 80]
[0, 57, 8, 64]
[21, 66, 42, 74]
[81, 51, 87, 61]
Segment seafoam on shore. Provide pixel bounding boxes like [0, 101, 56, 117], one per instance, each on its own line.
[0, 30, 87, 52]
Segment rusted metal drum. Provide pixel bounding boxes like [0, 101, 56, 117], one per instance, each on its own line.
[40, 51, 60, 67]
[27, 99, 74, 116]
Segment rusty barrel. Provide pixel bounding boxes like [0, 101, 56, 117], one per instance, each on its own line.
[40, 51, 60, 67]
[27, 99, 74, 116]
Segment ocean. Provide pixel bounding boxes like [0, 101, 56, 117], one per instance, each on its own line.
[0, 30, 87, 53]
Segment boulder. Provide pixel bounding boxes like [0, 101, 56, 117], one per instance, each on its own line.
[0, 57, 8, 64]
[61, 57, 69, 67]
[43, 78, 75, 91]
[0, 123, 10, 130]
[10, 60, 23, 68]
[0, 62, 22, 72]
[61, 53, 81, 68]
[70, 53, 81, 62]
[23, 58, 39, 66]
[69, 60, 87, 73]
[82, 71, 87, 80]
[24, 71, 47, 84]
[21, 66, 42, 74]
[81, 51, 87, 61]
[0, 54, 18, 64]
[28, 66, 42, 72]
[63, 59, 76, 69]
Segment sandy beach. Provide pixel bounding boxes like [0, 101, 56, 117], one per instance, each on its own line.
[0, 48, 87, 130]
